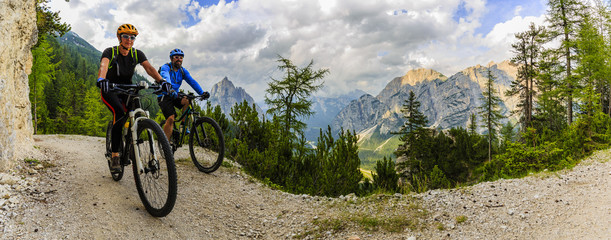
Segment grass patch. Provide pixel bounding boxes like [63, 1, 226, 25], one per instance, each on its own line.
[301, 194, 427, 238]
[455, 215, 467, 224]
[221, 160, 233, 168]
[24, 158, 56, 169]
[174, 158, 191, 165]
[24, 158, 40, 165]
[352, 215, 381, 231]
[314, 218, 346, 232]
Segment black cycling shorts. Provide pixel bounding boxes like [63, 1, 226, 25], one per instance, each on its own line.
[158, 96, 184, 118]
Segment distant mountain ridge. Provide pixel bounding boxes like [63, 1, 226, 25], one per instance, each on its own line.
[57, 31, 100, 56]
[333, 60, 519, 136]
[209, 77, 263, 119]
[304, 89, 367, 141]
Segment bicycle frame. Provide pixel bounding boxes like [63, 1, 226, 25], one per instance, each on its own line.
[104, 82, 178, 217]
[170, 96, 200, 146]
[117, 83, 162, 175]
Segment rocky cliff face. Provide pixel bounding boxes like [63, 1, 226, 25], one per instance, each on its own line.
[0, 0, 37, 170]
[332, 61, 519, 137]
[209, 77, 263, 119]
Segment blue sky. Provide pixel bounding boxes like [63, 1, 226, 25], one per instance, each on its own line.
[181, 0, 238, 27]
[475, 0, 547, 35]
[49, 0, 549, 101]
[195, 0, 234, 7]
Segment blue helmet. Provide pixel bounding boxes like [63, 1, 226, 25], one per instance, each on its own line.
[169, 48, 184, 59]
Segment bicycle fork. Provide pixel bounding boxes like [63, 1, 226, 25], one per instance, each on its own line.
[128, 109, 157, 175]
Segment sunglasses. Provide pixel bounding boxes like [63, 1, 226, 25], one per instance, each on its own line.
[121, 34, 136, 40]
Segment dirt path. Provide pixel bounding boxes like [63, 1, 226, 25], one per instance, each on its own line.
[0, 135, 609, 239]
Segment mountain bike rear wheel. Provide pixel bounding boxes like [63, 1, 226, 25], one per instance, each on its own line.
[105, 121, 124, 181]
[132, 119, 177, 217]
[189, 117, 225, 173]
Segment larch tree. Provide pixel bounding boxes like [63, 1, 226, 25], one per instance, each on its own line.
[478, 69, 505, 161]
[546, 0, 586, 125]
[508, 23, 546, 130]
[265, 56, 328, 142]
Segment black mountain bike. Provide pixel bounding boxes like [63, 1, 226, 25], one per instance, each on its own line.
[104, 82, 177, 217]
[160, 92, 225, 173]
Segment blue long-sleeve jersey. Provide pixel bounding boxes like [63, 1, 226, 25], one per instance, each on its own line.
[159, 63, 204, 95]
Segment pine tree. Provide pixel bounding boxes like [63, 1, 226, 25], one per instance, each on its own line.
[29, 37, 58, 134]
[478, 69, 505, 161]
[508, 23, 546, 129]
[499, 121, 516, 152]
[230, 100, 267, 152]
[265, 56, 328, 143]
[468, 113, 477, 135]
[82, 87, 109, 136]
[372, 156, 399, 192]
[264, 56, 328, 190]
[575, 15, 606, 118]
[35, 0, 70, 46]
[316, 127, 363, 197]
[395, 90, 432, 189]
[546, 0, 586, 125]
[397, 90, 429, 142]
[589, 0, 611, 116]
[534, 50, 567, 134]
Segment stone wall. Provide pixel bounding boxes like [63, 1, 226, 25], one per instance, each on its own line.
[0, 0, 37, 170]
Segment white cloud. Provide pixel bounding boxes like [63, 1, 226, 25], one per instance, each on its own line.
[48, 0, 546, 100]
[514, 6, 523, 16]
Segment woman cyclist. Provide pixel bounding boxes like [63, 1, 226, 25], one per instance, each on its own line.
[96, 23, 172, 173]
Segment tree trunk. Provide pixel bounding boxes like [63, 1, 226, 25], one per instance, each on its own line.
[33, 76, 37, 134]
[608, 86, 611, 117]
[562, 1, 573, 125]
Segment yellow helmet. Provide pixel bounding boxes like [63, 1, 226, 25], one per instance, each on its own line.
[117, 24, 139, 36]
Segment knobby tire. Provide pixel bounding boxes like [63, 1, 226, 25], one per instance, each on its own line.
[106, 121, 124, 181]
[131, 119, 177, 217]
[189, 117, 225, 173]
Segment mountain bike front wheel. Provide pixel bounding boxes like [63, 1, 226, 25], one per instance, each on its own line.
[106, 121, 124, 181]
[132, 119, 177, 217]
[189, 117, 225, 173]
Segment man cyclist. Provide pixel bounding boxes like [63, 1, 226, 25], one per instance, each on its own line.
[158, 48, 209, 142]
[96, 23, 172, 173]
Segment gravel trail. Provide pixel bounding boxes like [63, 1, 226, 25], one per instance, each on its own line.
[0, 135, 609, 239]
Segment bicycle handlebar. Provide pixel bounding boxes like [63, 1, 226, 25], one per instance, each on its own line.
[176, 91, 210, 101]
[110, 82, 164, 95]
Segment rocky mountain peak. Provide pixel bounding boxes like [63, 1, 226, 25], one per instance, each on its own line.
[491, 60, 518, 79]
[209, 77, 263, 119]
[400, 68, 447, 86]
[219, 76, 233, 87]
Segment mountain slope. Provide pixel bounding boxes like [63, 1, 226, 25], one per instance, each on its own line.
[56, 31, 101, 60]
[333, 61, 518, 135]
